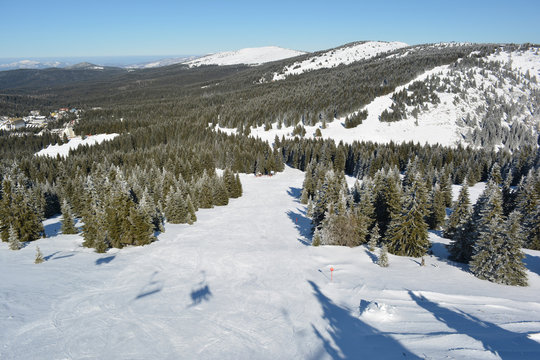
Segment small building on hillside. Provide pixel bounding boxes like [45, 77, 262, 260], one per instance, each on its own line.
[0, 118, 26, 131]
[62, 126, 76, 139]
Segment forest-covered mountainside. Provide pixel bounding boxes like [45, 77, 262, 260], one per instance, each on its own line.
[1, 40, 540, 255]
[2, 41, 538, 150]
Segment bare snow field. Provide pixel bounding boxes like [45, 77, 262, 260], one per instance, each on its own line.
[1, 166, 540, 359]
[35, 134, 119, 158]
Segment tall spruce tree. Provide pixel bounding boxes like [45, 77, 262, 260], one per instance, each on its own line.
[8, 225, 22, 250]
[469, 181, 519, 284]
[446, 184, 475, 263]
[378, 244, 389, 267]
[60, 199, 78, 234]
[427, 183, 446, 230]
[386, 173, 430, 257]
[444, 183, 471, 239]
[368, 223, 380, 251]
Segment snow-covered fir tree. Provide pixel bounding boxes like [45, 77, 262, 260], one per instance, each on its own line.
[368, 223, 380, 251]
[34, 246, 44, 264]
[386, 173, 430, 257]
[60, 199, 78, 234]
[469, 181, 527, 285]
[427, 183, 446, 230]
[378, 244, 389, 267]
[8, 225, 22, 250]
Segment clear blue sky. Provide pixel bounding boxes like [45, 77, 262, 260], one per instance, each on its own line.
[1, 0, 539, 58]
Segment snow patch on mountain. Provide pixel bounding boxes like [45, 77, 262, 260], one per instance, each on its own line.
[217, 48, 540, 150]
[35, 134, 119, 158]
[272, 41, 408, 81]
[126, 56, 198, 69]
[487, 46, 540, 81]
[185, 46, 305, 67]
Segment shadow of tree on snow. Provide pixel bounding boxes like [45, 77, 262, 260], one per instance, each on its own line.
[134, 271, 163, 300]
[287, 187, 302, 202]
[287, 209, 312, 246]
[309, 281, 420, 359]
[409, 290, 540, 359]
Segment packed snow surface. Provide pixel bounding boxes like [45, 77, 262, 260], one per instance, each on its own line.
[272, 41, 408, 80]
[35, 133, 119, 158]
[184, 46, 305, 67]
[1, 166, 540, 359]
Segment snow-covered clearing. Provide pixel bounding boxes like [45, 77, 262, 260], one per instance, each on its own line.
[487, 47, 540, 81]
[1, 166, 540, 359]
[272, 41, 408, 81]
[35, 133, 119, 158]
[185, 46, 305, 67]
[217, 65, 462, 147]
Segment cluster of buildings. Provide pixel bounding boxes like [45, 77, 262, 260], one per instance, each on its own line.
[0, 108, 80, 138]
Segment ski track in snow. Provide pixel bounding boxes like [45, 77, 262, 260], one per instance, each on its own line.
[1, 167, 540, 359]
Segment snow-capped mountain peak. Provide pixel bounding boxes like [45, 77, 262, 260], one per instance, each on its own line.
[184, 46, 306, 67]
[272, 41, 409, 80]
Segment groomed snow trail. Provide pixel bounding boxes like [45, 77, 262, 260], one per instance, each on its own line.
[1, 166, 540, 359]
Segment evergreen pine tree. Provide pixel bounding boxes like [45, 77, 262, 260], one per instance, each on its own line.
[60, 199, 78, 234]
[312, 228, 321, 246]
[186, 195, 197, 224]
[234, 173, 243, 198]
[94, 232, 110, 253]
[34, 246, 44, 264]
[0, 179, 13, 242]
[386, 173, 430, 257]
[165, 189, 188, 224]
[212, 177, 229, 206]
[427, 184, 446, 230]
[444, 183, 471, 239]
[469, 182, 521, 284]
[198, 172, 214, 209]
[439, 172, 453, 208]
[368, 223, 380, 251]
[8, 225, 22, 250]
[378, 244, 389, 267]
[496, 210, 528, 286]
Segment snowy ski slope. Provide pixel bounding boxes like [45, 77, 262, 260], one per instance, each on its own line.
[1, 167, 539, 359]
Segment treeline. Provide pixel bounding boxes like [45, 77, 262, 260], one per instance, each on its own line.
[0, 109, 284, 252]
[301, 157, 538, 286]
[277, 136, 538, 185]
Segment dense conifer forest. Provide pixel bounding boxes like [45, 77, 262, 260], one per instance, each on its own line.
[1, 41, 538, 286]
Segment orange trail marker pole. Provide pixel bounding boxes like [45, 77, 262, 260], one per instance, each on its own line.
[330, 267, 334, 282]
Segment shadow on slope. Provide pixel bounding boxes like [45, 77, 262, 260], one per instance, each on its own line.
[309, 281, 420, 359]
[134, 271, 163, 300]
[287, 187, 302, 202]
[188, 271, 213, 307]
[524, 253, 540, 277]
[96, 255, 115, 265]
[287, 209, 312, 246]
[364, 249, 378, 264]
[409, 291, 540, 359]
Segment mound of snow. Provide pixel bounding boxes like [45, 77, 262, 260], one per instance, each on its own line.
[185, 46, 305, 67]
[35, 133, 119, 158]
[359, 300, 397, 321]
[272, 41, 408, 80]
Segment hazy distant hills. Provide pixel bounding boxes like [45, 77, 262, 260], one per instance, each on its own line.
[0, 46, 305, 71]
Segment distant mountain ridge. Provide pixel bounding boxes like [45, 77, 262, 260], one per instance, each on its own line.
[0, 46, 305, 71]
[183, 46, 306, 67]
